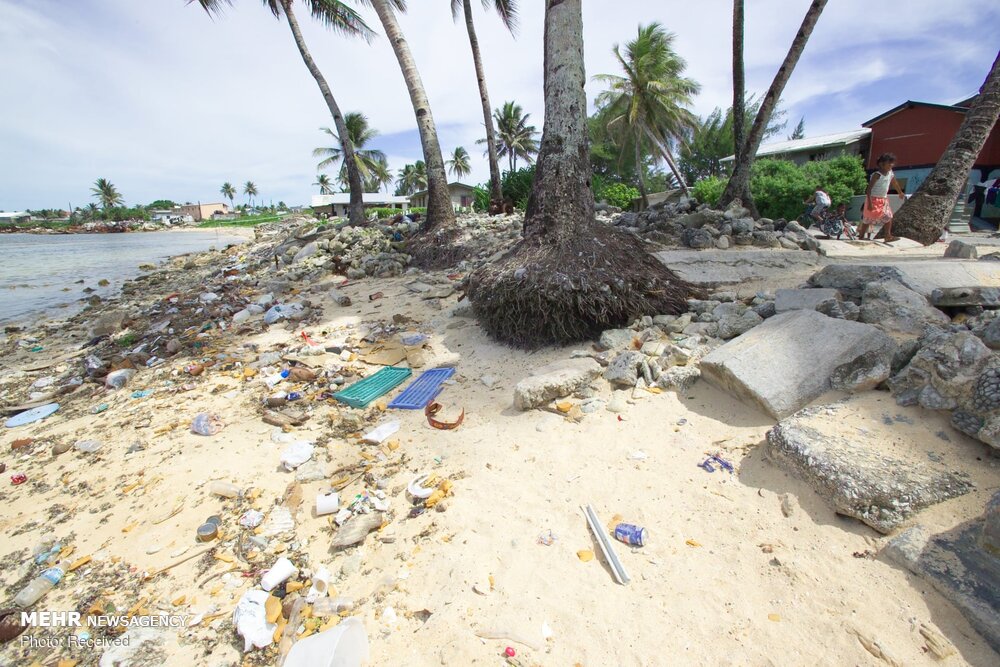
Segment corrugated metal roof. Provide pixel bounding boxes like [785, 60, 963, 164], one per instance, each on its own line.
[721, 128, 871, 163]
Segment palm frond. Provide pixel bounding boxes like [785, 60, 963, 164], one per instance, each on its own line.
[307, 0, 376, 43]
[188, 0, 231, 17]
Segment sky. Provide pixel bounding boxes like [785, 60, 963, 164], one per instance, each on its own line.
[1, 0, 997, 211]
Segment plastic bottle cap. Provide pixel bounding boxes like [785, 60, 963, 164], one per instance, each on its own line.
[205, 515, 222, 527]
[196, 523, 219, 541]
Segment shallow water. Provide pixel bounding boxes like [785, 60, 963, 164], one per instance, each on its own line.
[0, 231, 246, 325]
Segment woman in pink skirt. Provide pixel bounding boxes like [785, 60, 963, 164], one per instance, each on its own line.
[859, 152, 907, 241]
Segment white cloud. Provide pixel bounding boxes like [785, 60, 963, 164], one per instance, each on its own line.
[0, 0, 997, 209]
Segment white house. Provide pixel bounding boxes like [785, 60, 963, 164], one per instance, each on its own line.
[0, 211, 31, 225]
[409, 182, 477, 211]
[311, 193, 410, 218]
[720, 129, 872, 167]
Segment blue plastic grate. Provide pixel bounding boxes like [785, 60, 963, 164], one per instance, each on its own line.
[388, 368, 455, 409]
[333, 366, 412, 409]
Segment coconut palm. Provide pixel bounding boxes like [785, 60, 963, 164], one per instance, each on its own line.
[220, 182, 237, 210]
[192, 0, 375, 227]
[446, 146, 472, 180]
[480, 101, 539, 173]
[368, 0, 457, 238]
[91, 178, 125, 209]
[368, 158, 394, 193]
[395, 161, 428, 196]
[720, 0, 828, 213]
[894, 53, 1000, 245]
[594, 23, 700, 203]
[314, 174, 334, 194]
[313, 113, 387, 189]
[243, 181, 258, 207]
[451, 0, 517, 204]
[466, 0, 696, 347]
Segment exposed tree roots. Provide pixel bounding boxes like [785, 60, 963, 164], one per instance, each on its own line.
[468, 225, 703, 348]
[406, 226, 468, 270]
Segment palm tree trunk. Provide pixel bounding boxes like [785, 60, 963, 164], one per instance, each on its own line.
[523, 0, 594, 242]
[281, 1, 367, 227]
[732, 0, 745, 167]
[370, 0, 456, 232]
[635, 137, 649, 209]
[720, 0, 828, 215]
[463, 0, 503, 204]
[894, 52, 1000, 245]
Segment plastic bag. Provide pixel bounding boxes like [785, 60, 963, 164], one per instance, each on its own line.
[75, 439, 103, 453]
[331, 512, 382, 549]
[279, 441, 314, 471]
[190, 412, 223, 436]
[233, 589, 276, 652]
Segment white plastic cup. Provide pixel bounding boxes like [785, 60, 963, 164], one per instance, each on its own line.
[261, 557, 297, 592]
[306, 566, 330, 602]
[283, 616, 369, 667]
[315, 492, 340, 517]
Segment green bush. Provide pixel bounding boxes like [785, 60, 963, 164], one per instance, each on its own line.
[691, 176, 725, 206]
[472, 185, 490, 213]
[800, 155, 867, 207]
[501, 166, 536, 210]
[367, 207, 426, 219]
[750, 159, 812, 221]
[599, 182, 640, 209]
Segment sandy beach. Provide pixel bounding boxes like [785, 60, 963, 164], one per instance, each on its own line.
[0, 216, 997, 666]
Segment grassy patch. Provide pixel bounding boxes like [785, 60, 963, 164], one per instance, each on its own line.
[197, 214, 285, 228]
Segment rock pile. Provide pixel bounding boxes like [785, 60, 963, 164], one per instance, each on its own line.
[609, 198, 820, 252]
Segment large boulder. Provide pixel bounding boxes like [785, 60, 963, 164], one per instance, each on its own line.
[888, 329, 1000, 449]
[766, 406, 973, 533]
[598, 328, 637, 351]
[931, 286, 1000, 308]
[944, 239, 978, 259]
[808, 265, 906, 299]
[712, 302, 763, 340]
[859, 280, 949, 337]
[513, 358, 602, 410]
[774, 288, 841, 314]
[701, 310, 897, 419]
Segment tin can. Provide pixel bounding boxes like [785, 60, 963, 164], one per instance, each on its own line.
[613, 523, 647, 547]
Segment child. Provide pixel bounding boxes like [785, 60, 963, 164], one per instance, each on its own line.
[804, 187, 832, 226]
[820, 203, 854, 240]
[859, 153, 906, 241]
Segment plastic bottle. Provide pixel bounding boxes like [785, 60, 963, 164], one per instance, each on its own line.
[209, 481, 241, 498]
[14, 567, 64, 607]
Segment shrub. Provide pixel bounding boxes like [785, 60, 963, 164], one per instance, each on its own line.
[501, 166, 536, 210]
[600, 182, 640, 210]
[691, 176, 725, 206]
[472, 185, 490, 213]
[800, 155, 867, 206]
[749, 159, 812, 220]
[367, 207, 426, 219]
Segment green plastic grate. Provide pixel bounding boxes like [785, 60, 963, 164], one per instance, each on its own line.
[333, 366, 412, 409]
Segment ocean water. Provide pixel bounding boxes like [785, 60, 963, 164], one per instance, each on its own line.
[0, 231, 247, 325]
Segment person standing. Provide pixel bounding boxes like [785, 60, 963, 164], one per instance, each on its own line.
[859, 153, 906, 241]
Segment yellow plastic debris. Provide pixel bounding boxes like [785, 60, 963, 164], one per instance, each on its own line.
[686, 539, 702, 548]
[768, 613, 781, 622]
[285, 581, 304, 593]
[171, 595, 186, 607]
[68, 556, 91, 572]
[577, 550, 595, 562]
[264, 595, 282, 624]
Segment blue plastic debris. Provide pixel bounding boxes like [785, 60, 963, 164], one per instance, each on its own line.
[388, 368, 455, 410]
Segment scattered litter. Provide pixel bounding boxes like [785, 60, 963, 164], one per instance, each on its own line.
[576, 549, 594, 562]
[239, 510, 264, 529]
[628, 450, 648, 461]
[537, 530, 557, 546]
[333, 366, 412, 409]
[261, 557, 298, 591]
[389, 368, 454, 409]
[362, 421, 400, 444]
[368, 292, 384, 301]
[4, 403, 59, 428]
[613, 523, 648, 546]
[582, 503, 630, 584]
[233, 589, 276, 652]
[315, 491, 340, 516]
[279, 441, 315, 471]
[190, 412, 223, 436]
[425, 402, 464, 430]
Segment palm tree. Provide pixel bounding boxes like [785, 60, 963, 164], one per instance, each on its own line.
[368, 158, 394, 193]
[894, 53, 1000, 245]
[446, 146, 472, 180]
[732, 0, 745, 168]
[466, 0, 696, 348]
[451, 0, 517, 205]
[368, 0, 457, 237]
[594, 23, 700, 203]
[192, 0, 373, 228]
[91, 178, 124, 209]
[314, 174, 334, 194]
[313, 113, 386, 189]
[243, 181, 258, 208]
[720, 0, 828, 213]
[395, 161, 428, 196]
[481, 101, 539, 172]
[220, 182, 236, 210]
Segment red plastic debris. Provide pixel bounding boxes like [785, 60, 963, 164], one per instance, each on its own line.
[11, 473, 27, 485]
[504, 647, 516, 657]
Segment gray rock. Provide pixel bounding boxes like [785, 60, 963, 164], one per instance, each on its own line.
[91, 311, 127, 337]
[513, 358, 602, 410]
[682, 321, 719, 337]
[808, 265, 906, 299]
[984, 491, 1000, 556]
[713, 303, 764, 340]
[859, 280, 949, 337]
[682, 228, 714, 249]
[944, 239, 978, 259]
[931, 286, 1000, 308]
[605, 351, 646, 387]
[884, 519, 1000, 653]
[778, 236, 800, 250]
[677, 209, 721, 229]
[701, 310, 897, 419]
[774, 288, 841, 314]
[293, 241, 320, 263]
[984, 318, 1000, 350]
[766, 408, 972, 533]
[731, 218, 753, 235]
[657, 366, 701, 393]
[733, 233, 754, 246]
[715, 235, 731, 250]
[752, 301, 777, 319]
[830, 343, 896, 392]
[752, 231, 780, 247]
[598, 328, 636, 351]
